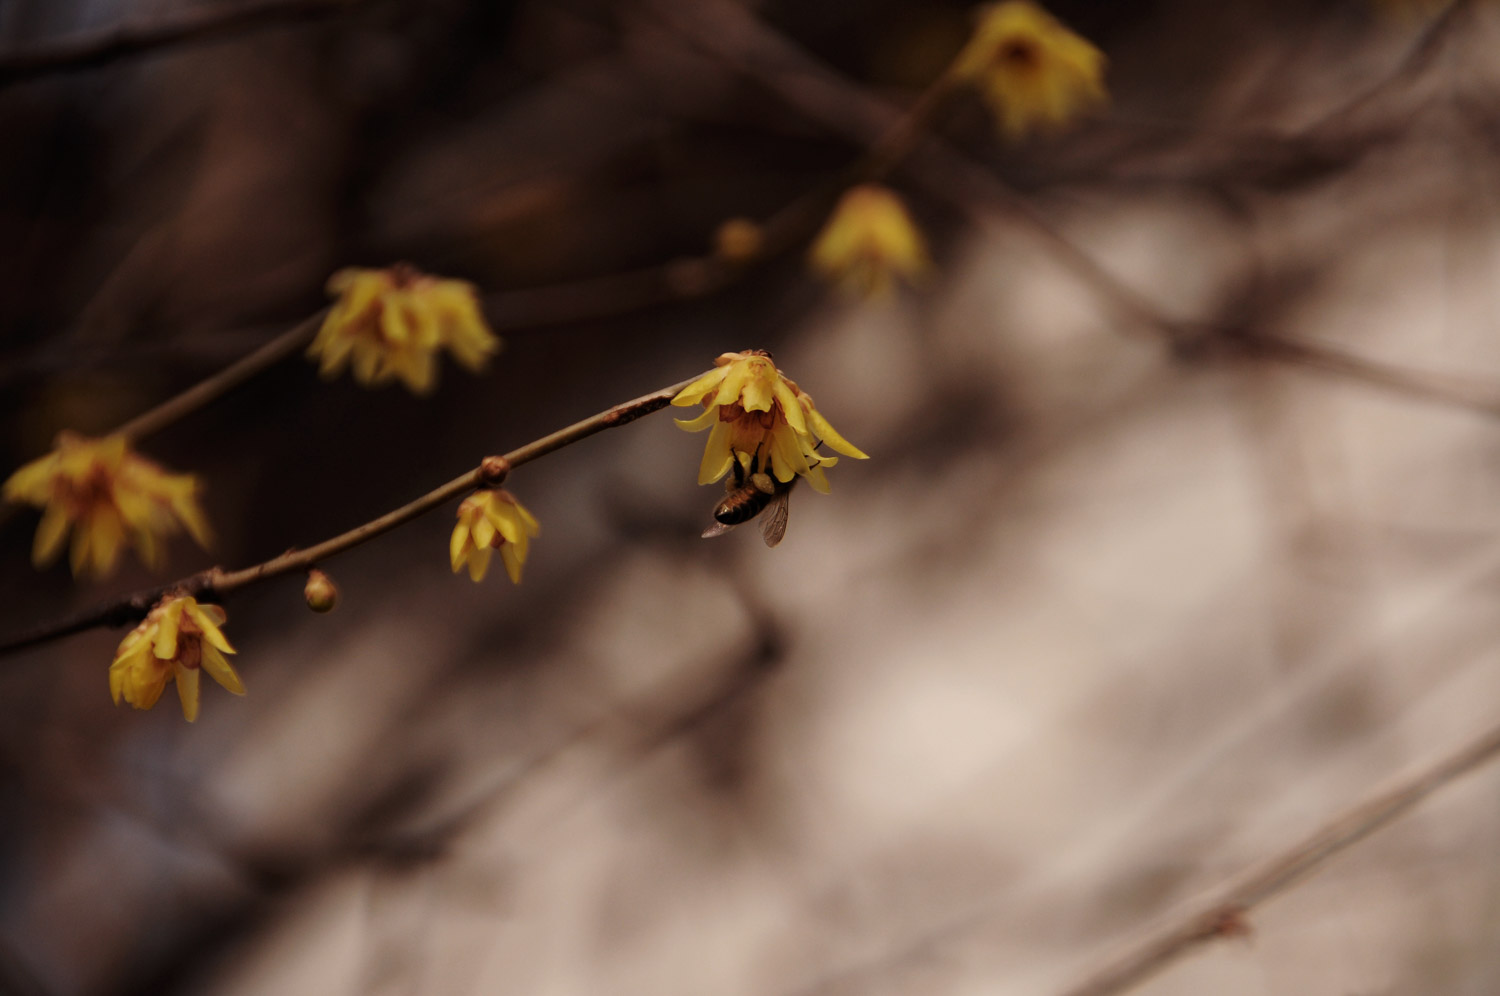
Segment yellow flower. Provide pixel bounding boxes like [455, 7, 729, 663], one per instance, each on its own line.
[3, 432, 211, 579]
[671, 351, 867, 495]
[953, 1, 1106, 140]
[110, 594, 244, 722]
[308, 264, 500, 394]
[808, 185, 929, 297]
[450, 489, 540, 584]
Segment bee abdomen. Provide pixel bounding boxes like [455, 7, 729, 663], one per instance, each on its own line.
[713, 487, 773, 525]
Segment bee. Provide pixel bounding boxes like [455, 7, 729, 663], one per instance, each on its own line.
[702, 465, 794, 547]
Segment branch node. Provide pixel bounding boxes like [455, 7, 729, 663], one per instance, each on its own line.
[478, 455, 511, 487]
[603, 396, 672, 428]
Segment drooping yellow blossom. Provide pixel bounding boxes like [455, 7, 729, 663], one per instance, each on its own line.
[3, 432, 211, 579]
[671, 350, 867, 495]
[953, 1, 1106, 140]
[308, 264, 500, 394]
[809, 185, 930, 297]
[110, 594, 244, 722]
[450, 489, 540, 584]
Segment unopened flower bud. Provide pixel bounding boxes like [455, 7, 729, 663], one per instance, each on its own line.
[304, 569, 339, 613]
[714, 218, 764, 264]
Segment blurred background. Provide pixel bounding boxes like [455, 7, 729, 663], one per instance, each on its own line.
[3, 0, 1500, 993]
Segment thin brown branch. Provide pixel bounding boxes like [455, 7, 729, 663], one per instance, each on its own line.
[114, 311, 325, 441]
[1059, 716, 1500, 996]
[0, 377, 694, 656]
[0, 0, 366, 86]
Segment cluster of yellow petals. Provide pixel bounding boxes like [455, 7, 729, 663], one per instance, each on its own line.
[110, 594, 244, 722]
[672, 351, 867, 495]
[308, 265, 500, 394]
[953, 1, 1106, 140]
[3, 432, 210, 579]
[450, 489, 541, 584]
[809, 184, 930, 297]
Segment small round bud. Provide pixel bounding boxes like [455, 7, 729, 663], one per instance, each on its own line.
[478, 455, 511, 487]
[303, 569, 339, 613]
[714, 217, 764, 264]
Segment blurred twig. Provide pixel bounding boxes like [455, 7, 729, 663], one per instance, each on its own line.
[1222, 326, 1500, 417]
[0, 0, 367, 86]
[1304, 0, 1475, 135]
[113, 312, 325, 442]
[0, 376, 694, 655]
[1058, 716, 1500, 996]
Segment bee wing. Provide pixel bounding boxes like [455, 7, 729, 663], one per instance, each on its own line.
[760, 488, 790, 547]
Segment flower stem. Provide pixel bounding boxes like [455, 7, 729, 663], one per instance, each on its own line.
[115, 312, 326, 443]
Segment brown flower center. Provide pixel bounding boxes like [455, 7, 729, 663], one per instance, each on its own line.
[997, 37, 1041, 70]
[57, 462, 116, 518]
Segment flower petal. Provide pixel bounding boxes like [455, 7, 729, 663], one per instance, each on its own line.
[88, 506, 126, 577]
[466, 545, 492, 582]
[712, 362, 753, 408]
[500, 542, 524, 584]
[804, 461, 832, 495]
[515, 501, 541, 536]
[153, 600, 186, 660]
[808, 409, 868, 459]
[450, 521, 472, 570]
[772, 379, 808, 435]
[740, 366, 775, 413]
[176, 664, 201, 722]
[31, 503, 71, 567]
[697, 421, 735, 485]
[202, 644, 246, 696]
[472, 515, 496, 550]
[492, 508, 521, 546]
[186, 603, 236, 655]
[673, 406, 719, 432]
[3, 455, 56, 503]
[671, 366, 730, 408]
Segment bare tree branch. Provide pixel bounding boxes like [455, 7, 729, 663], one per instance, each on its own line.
[1058, 716, 1500, 996]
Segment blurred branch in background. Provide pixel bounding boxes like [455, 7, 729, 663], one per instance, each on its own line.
[1061, 716, 1500, 996]
[0, 0, 370, 86]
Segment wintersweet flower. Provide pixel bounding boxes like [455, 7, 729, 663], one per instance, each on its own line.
[450, 489, 540, 584]
[308, 264, 500, 394]
[809, 185, 929, 297]
[110, 594, 244, 722]
[953, 1, 1106, 140]
[671, 351, 867, 495]
[3, 432, 211, 578]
